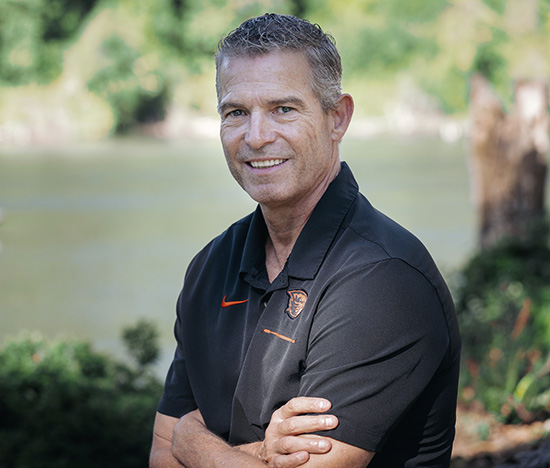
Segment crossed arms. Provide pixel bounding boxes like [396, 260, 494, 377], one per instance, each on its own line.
[149, 397, 375, 468]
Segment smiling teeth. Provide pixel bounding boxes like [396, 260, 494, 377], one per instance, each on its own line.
[249, 159, 286, 169]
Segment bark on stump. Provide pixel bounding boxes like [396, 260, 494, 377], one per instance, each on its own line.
[469, 74, 550, 249]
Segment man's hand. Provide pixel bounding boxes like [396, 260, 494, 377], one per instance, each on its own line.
[249, 397, 338, 467]
[150, 402, 335, 468]
[151, 397, 373, 468]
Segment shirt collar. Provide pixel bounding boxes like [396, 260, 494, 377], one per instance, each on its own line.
[287, 161, 358, 279]
[238, 205, 268, 289]
[240, 162, 359, 287]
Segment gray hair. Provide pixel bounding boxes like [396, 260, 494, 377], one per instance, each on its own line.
[216, 13, 342, 112]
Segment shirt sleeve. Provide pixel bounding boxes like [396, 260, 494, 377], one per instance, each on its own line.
[298, 258, 451, 452]
[157, 292, 198, 418]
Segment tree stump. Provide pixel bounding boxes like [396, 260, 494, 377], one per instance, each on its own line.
[469, 74, 550, 249]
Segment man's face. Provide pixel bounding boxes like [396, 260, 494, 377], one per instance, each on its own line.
[217, 50, 341, 210]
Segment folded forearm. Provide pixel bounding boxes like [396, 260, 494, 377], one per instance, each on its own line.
[172, 412, 265, 468]
[150, 446, 187, 468]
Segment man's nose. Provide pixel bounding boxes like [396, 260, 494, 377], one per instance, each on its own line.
[244, 112, 276, 149]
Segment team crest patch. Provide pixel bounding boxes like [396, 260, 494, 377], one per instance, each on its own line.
[286, 290, 308, 319]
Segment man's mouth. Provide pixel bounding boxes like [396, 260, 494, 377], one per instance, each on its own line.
[248, 159, 287, 169]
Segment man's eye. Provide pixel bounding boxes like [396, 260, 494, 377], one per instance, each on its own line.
[279, 106, 293, 113]
[228, 109, 244, 117]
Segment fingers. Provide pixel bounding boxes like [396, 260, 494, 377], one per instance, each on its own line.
[278, 397, 332, 419]
[271, 451, 310, 468]
[261, 397, 338, 467]
[276, 435, 332, 455]
[269, 437, 332, 468]
[273, 397, 338, 438]
[278, 414, 338, 436]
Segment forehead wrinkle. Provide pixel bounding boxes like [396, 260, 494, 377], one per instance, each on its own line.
[219, 51, 312, 87]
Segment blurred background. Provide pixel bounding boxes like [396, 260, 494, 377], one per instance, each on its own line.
[1, 0, 550, 467]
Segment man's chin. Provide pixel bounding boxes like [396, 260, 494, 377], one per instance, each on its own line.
[245, 188, 293, 208]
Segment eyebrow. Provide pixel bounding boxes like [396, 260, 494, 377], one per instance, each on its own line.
[217, 101, 240, 115]
[269, 97, 305, 108]
[218, 96, 306, 115]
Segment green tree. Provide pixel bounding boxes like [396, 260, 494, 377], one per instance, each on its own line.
[87, 35, 169, 133]
[308, 0, 549, 113]
[0, 0, 98, 85]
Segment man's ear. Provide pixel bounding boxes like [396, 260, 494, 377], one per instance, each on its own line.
[331, 94, 354, 142]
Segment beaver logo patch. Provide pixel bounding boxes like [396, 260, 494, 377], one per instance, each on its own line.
[286, 290, 308, 319]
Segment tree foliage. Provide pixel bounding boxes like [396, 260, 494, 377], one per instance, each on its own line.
[87, 35, 170, 133]
[1, 0, 549, 130]
[0, 0, 98, 85]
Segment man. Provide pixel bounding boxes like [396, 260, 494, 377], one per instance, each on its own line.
[150, 13, 461, 468]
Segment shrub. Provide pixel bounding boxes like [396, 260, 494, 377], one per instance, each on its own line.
[0, 328, 163, 468]
[122, 318, 160, 369]
[454, 218, 550, 423]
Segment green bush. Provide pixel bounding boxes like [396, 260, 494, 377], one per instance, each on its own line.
[0, 327, 163, 468]
[454, 218, 550, 423]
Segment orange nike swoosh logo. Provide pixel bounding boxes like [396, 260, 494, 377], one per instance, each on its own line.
[221, 295, 248, 308]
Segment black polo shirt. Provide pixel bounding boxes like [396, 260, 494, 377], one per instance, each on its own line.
[158, 162, 461, 467]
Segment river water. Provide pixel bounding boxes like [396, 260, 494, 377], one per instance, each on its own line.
[0, 135, 475, 376]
